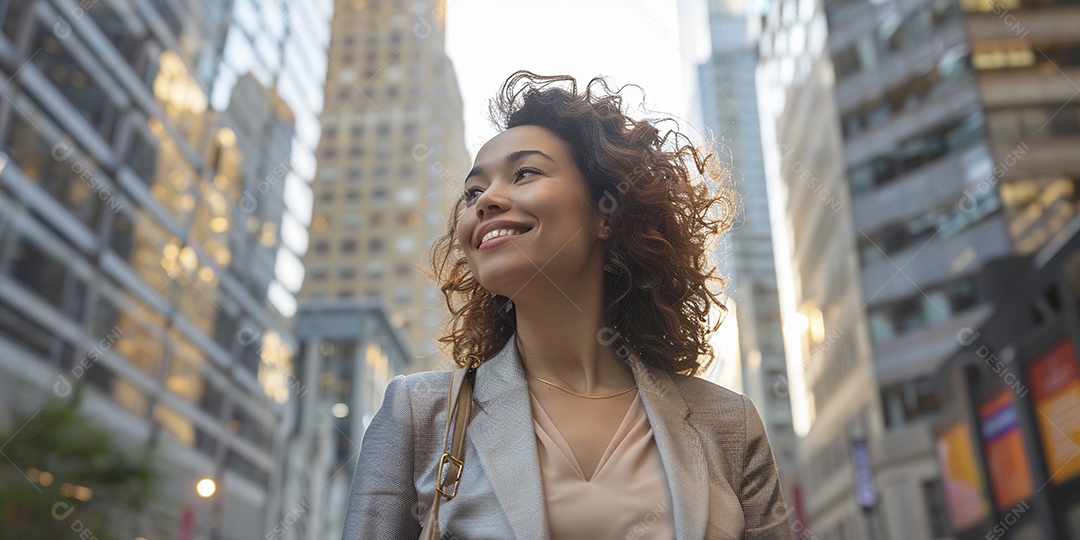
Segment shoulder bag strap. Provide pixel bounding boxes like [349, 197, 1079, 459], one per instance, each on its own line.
[421, 365, 474, 539]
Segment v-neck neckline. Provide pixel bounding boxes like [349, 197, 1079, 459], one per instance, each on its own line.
[528, 388, 641, 482]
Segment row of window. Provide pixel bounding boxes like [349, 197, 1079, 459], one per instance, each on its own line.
[1003, 175, 1080, 255]
[858, 189, 1001, 267]
[324, 122, 417, 139]
[831, 0, 960, 80]
[311, 235, 418, 255]
[320, 142, 421, 161]
[986, 102, 1080, 141]
[318, 166, 418, 185]
[849, 112, 986, 196]
[317, 187, 424, 204]
[841, 52, 973, 139]
[309, 262, 416, 280]
[0, 225, 275, 464]
[311, 211, 436, 234]
[960, 0, 1079, 12]
[868, 275, 981, 344]
[972, 41, 1080, 72]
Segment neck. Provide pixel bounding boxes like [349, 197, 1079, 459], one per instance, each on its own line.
[510, 266, 634, 394]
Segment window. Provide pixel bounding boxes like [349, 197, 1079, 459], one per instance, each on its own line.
[30, 23, 120, 142]
[923, 480, 951, 538]
[320, 168, 338, 183]
[848, 113, 985, 196]
[395, 235, 417, 253]
[341, 240, 357, 254]
[369, 239, 385, 253]
[0, 301, 55, 360]
[3, 114, 108, 230]
[313, 241, 329, 254]
[366, 262, 386, 278]
[867, 276, 983, 344]
[9, 234, 72, 311]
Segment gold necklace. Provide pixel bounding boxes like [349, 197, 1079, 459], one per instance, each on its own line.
[525, 372, 637, 400]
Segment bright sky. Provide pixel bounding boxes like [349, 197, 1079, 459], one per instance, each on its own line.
[445, 0, 709, 160]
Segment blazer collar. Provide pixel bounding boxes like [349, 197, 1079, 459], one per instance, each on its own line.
[469, 334, 709, 540]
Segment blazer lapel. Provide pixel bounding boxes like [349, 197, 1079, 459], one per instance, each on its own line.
[469, 336, 551, 540]
[627, 354, 709, 540]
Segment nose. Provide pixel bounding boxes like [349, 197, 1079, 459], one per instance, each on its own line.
[474, 182, 510, 218]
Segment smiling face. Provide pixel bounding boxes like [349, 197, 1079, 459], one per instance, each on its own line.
[456, 125, 608, 298]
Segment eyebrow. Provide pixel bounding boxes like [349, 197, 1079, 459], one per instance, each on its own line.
[464, 149, 556, 183]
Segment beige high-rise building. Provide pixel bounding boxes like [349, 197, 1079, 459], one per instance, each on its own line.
[301, 0, 470, 369]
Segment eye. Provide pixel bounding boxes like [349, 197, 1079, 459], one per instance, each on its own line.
[513, 166, 540, 181]
[462, 186, 483, 204]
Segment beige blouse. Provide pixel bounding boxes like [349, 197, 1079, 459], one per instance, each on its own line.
[529, 389, 676, 539]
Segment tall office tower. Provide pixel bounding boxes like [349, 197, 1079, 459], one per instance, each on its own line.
[820, 0, 1080, 535]
[277, 298, 409, 540]
[0, 0, 330, 537]
[300, 0, 471, 369]
[758, 0, 888, 536]
[697, 0, 797, 472]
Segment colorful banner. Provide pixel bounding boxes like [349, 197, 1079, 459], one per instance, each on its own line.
[979, 389, 1034, 508]
[1028, 339, 1080, 484]
[936, 422, 991, 531]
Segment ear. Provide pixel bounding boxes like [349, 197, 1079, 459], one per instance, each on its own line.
[597, 217, 612, 240]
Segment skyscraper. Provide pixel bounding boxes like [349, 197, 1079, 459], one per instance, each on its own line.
[300, 0, 471, 369]
[758, 0, 888, 535]
[766, 0, 1080, 534]
[828, 0, 1079, 536]
[0, 0, 331, 537]
[697, 0, 797, 472]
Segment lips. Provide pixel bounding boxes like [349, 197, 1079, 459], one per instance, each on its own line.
[475, 220, 532, 249]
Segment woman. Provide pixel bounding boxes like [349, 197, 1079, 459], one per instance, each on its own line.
[342, 71, 792, 540]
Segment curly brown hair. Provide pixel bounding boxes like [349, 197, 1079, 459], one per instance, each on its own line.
[429, 71, 736, 375]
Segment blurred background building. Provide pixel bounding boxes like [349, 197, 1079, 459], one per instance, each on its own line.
[0, 0, 331, 537]
[279, 297, 409, 540]
[753, 0, 1080, 534]
[299, 0, 470, 370]
[696, 0, 798, 478]
[757, 0, 890, 536]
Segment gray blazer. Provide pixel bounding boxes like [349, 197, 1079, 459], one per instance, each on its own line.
[342, 336, 792, 540]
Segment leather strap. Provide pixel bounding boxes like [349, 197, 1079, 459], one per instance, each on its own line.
[421, 365, 474, 539]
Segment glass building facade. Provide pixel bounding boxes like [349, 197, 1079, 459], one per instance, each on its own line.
[0, 0, 330, 537]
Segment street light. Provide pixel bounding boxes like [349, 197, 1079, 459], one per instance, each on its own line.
[196, 478, 216, 498]
[196, 476, 223, 540]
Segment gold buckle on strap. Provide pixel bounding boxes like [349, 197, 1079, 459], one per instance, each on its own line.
[435, 452, 463, 500]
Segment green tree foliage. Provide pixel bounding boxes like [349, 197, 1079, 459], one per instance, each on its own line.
[0, 389, 163, 539]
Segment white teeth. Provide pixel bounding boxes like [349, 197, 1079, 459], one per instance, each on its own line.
[481, 228, 524, 244]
